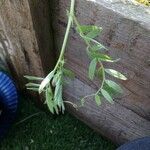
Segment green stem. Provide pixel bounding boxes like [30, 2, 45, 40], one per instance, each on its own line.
[81, 93, 95, 101]
[53, 0, 75, 72]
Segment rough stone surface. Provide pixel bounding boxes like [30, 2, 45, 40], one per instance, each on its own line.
[52, 0, 150, 144]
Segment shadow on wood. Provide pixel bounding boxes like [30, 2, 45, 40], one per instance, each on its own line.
[0, 0, 150, 145]
[51, 0, 150, 144]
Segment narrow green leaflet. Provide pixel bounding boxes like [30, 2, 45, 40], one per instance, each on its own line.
[90, 44, 106, 52]
[97, 67, 104, 80]
[78, 25, 102, 34]
[86, 27, 102, 39]
[46, 88, 54, 114]
[39, 71, 55, 93]
[77, 25, 102, 40]
[54, 78, 61, 100]
[54, 83, 62, 106]
[24, 75, 43, 81]
[27, 88, 39, 92]
[92, 53, 112, 61]
[105, 80, 123, 94]
[98, 57, 120, 63]
[81, 98, 85, 106]
[101, 89, 114, 104]
[88, 58, 97, 80]
[61, 102, 65, 113]
[53, 76, 63, 108]
[103, 83, 118, 96]
[105, 69, 127, 80]
[25, 83, 40, 87]
[53, 100, 59, 114]
[52, 71, 61, 86]
[95, 94, 101, 106]
[89, 51, 119, 62]
[53, 104, 59, 115]
[77, 25, 92, 33]
[57, 85, 63, 108]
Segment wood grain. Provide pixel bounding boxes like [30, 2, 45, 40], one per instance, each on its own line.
[52, 0, 150, 144]
[0, 0, 55, 89]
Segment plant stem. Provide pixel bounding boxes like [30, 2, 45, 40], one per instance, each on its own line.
[81, 93, 96, 101]
[53, 0, 75, 72]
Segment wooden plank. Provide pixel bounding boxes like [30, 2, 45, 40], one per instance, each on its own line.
[28, 0, 55, 75]
[0, 0, 55, 89]
[64, 78, 150, 144]
[51, 0, 150, 144]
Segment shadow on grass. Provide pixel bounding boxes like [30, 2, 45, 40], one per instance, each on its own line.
[0, 96, 116, 150]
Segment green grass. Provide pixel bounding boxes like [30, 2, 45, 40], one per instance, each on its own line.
[0, 97, 116, 150]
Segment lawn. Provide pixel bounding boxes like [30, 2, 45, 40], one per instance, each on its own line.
[0, 97, 116, 150]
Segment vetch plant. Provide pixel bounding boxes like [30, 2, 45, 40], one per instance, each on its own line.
[25, 0, 127, 114]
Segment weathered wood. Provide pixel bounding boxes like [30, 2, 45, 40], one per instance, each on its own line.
[28, 0, 55, 75]
[64, 79, 150, 144]
[0, 0, 55, 89]
[0, 0, 149, 145]
[51, 0, 150, 144]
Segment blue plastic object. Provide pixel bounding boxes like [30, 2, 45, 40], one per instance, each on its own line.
[0, 71, 18, 139]
[117, 137, 150, 150]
